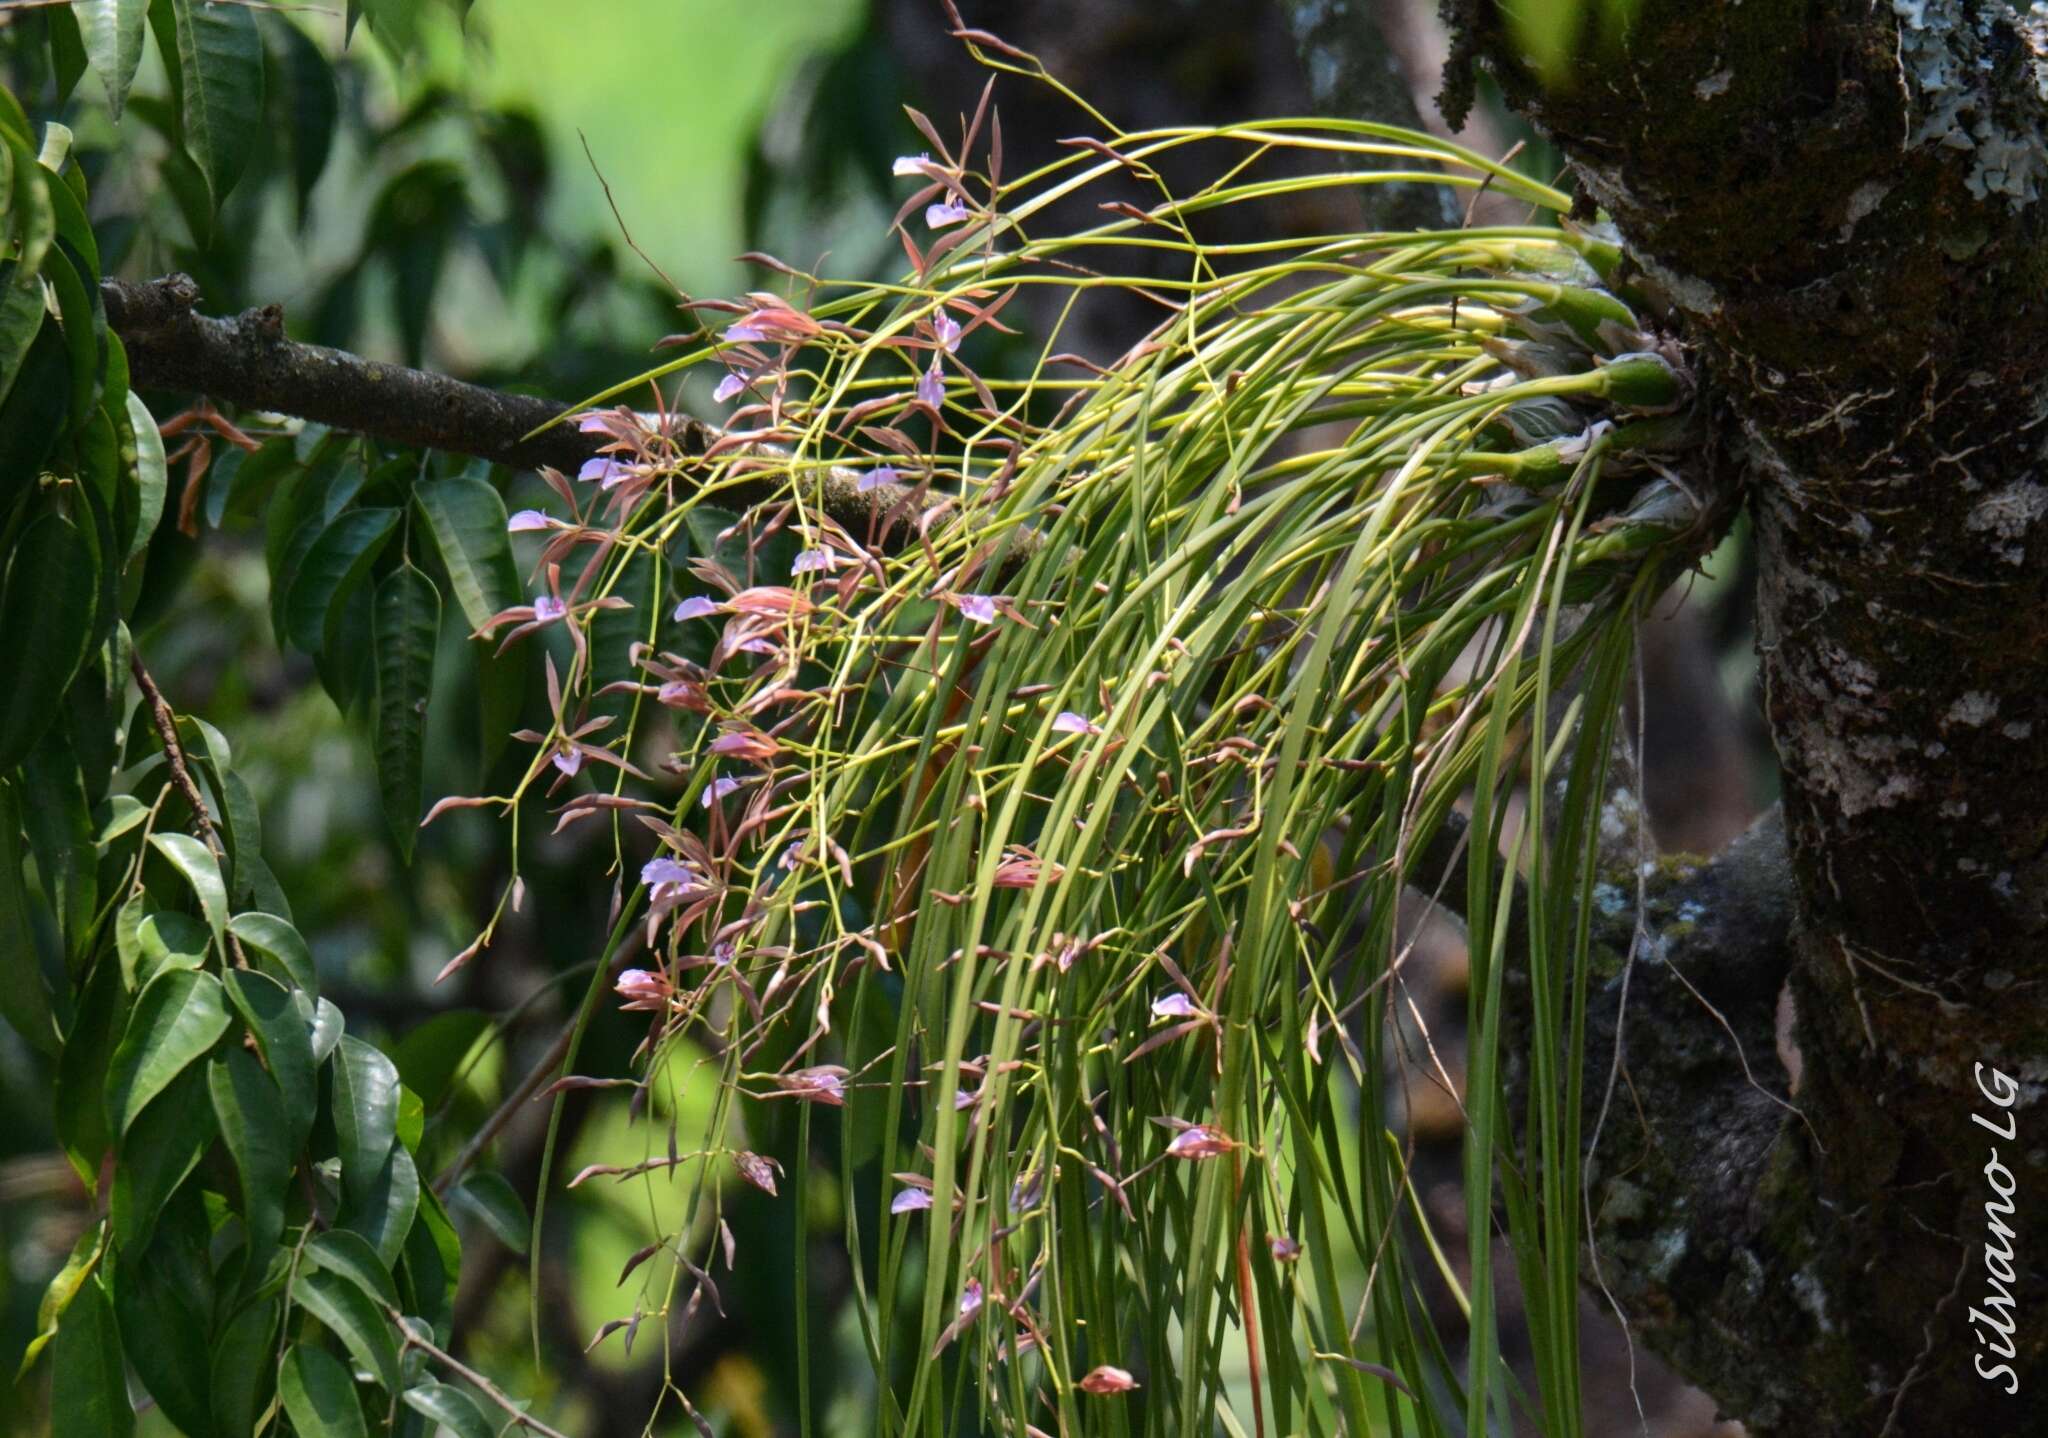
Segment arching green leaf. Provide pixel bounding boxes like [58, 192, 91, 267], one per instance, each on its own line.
[105, 967, 229, 1136]
[227, 910, 317, 994]
[74, 0, 148, 119]
[131, 911, 209, 986]
[284, 506, 400, 656]
[0, 510, 99, 771]
[148, 0, 263, 207]
[0, 780, 57, 1054]
[50, 1273, 131, 1438]
[290, 1269, 399, 1392]
[331, 1035, 400, 1200]
[310, 996, 345, 1064]
[109, 1066, 215, 1250]
[209, 1300, 277, 1438]
[147, 831, 227, 952]
[305, 1229, 401, 1312]
[278, 1344, 368, 1438]
[339, 1143, 420, 1270]
[208, 1050, 290, 1258]
[0, 136, 55, 405]
[401, 1383, 494, 1438]
[222, 967, 317, 1149]
[112, 1242, 217, 1438]
[16, 1223, 99, 1379]
[414, 477, 517, 631]
[372, 563, 439, 859]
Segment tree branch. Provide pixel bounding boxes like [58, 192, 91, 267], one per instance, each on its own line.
[104, 274, 682, 474]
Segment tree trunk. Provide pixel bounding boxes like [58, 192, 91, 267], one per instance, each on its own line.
[1436, 4, 2048, 1432]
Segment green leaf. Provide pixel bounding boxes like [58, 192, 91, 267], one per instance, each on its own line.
[305, 1229, 401, 1312]
[17, 1223, 100, 1379]
[401, 1383, 494, 1438]
[43, 239, 105, 430]
[414, 478, 517, 631]
[149, 0, 264, 207]
[0, 327, 73, 520]
[75, 0, 148, 118]
[403, 1186, 461, 1340]
[449, 1170, 529, 1256]
[131, 911, 209, 986]
[0, 136, 55, 405]
[290, 1269, 399, 1392]
[112, 1242, 217, 1438]
[227, 910, 317, 994]
[396, 1083, 424, 1151]
[278, 1344, 368, 1438]
[331, 1035, 400, 1201]
[340, 1142, 420, 1270]
[105, 967, 229, 1136]
[147, 830, 227, 952]
[310, 996, 345, 1064]
[0, 780, 57, 1053]
[268, 14, 338, 225]
[109, 1065, 215, 1249]
[208, 1049, 290, 1258]
[284, 506, 401, 656]
[222, 967, 317, 1149]
[372, 563, 439, 859]
[0, 510, 100, 770]
[20, 729, 97, 963]
[209, 1300, 277, 1438]
[123, 392, 166, 564]
[54, 957, 126, 1189]
[50, 1273, 132, 1438]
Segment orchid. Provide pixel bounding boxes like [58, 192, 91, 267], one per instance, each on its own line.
[713, 371, 746, 403]
[506, 509, 553, 532]
[917, 356, 946, 411]
[925, 198, 970, 228]
[891, 152, 931, 177]
[858, 463, 899, 493]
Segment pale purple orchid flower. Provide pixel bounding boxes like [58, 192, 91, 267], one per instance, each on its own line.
[791, 548, 842, 575]
[735, 637, 778, 655]
[615, 968, 671, 1012]
[1165, 1124, 1232, 1160]
[577, 413, 610, 434]
[709, 940, 736, 966]
[926, 198, 970, 228]
[934, 311, 962, 353]
[551, 743, 582, 777]
[673, 595, 721, 622]
[701, 775, 743, 809]
[955, 593, 997, 625]
[892, 152, 931, 177]
[507, 509, 552, 533]
[890, 1188, 933, 1214]
[1151, 991, 1201, 1021]
[533, 594, 568, 623]
[1052, 711, 1102, 736]
[958, 1279, 984, 1318]
[642, 857, 696, 888]
[918, 357, 946, 411]
[578, 456, 628, 485]
[1269, 1234, 1302, 1262]
[713, 372, 746, 403]
[954, 1087, 979, 1111]
[859, 464, 900, 493]
[723, 319, 768, 344]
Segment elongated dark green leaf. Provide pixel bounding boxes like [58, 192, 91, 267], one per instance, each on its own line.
[278, 1344, 368, 1438]
[310, 996, 345, 1064]
[222, 967, 316, 1149]
[150, 0, 263, 207]
[403, 1186, 461, 1340]
[372, 564, 438, 860]
[0, 327, 71, 521]
[331, 1035, 400, 1200]
[21, 729, 97, 961]
[290, 1269, 398, 1392]
[450, 1170, 529, 1256]
[105, 967, 228, 1136]
[113, 1245, 215, 1438]
[389, 1010, 489, 1108]
[0, 137, 55, 405]
[402, 1383, 493, 1438]
[0, 780, 56, 1053]
[51, 1273, 131, 1438]
[208, 1049, 289, 1258]
[414, 478, 517, 631]
[227, 910, 317, 994]
[305, 1229, 400, 1312]
[0, 511, 99, 770]
[54, 958, 125, 1189]
[120, 393, 166, 564]
[109, 1066, 215, 1249]
[284, 506, 400, 656]
[209, 1300, 277, 1438]
[75, 0, 148, 118]
[42, 243, 103, 429]
[17, 1223, 98, 1379]
[340, 1141, 419, 1269]
[132, 912, 209, 986]
[147, 830, 227, 952]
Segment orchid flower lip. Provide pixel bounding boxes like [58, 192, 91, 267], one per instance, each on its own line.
[533, 594, 568, 622]
[956, 593, 997, 625]
[577, 456, 627, 485]
[892, 152, 931, 177]
[673, 595, 721, 622]
[701, 775, 743, 808]
[723, 320, 767, 343]
[859, 464, 900, 493]
[926, 199, 970, 228]
[890, 1187, 933, 1214]
[551, 744, 582, 777]
[713, 372, 746, 403]
[934, 311, 962, 352]
[917, 358, 945, 411]
[507, 509, 551, 532]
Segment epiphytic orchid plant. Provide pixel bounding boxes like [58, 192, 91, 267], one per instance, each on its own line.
[428, 41, 1714, 1438]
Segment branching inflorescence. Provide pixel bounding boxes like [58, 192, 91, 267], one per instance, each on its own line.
[434, 54, 1721, 1437]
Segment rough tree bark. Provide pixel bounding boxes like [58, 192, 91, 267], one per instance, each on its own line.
[1433, 4, 2048, 1433]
